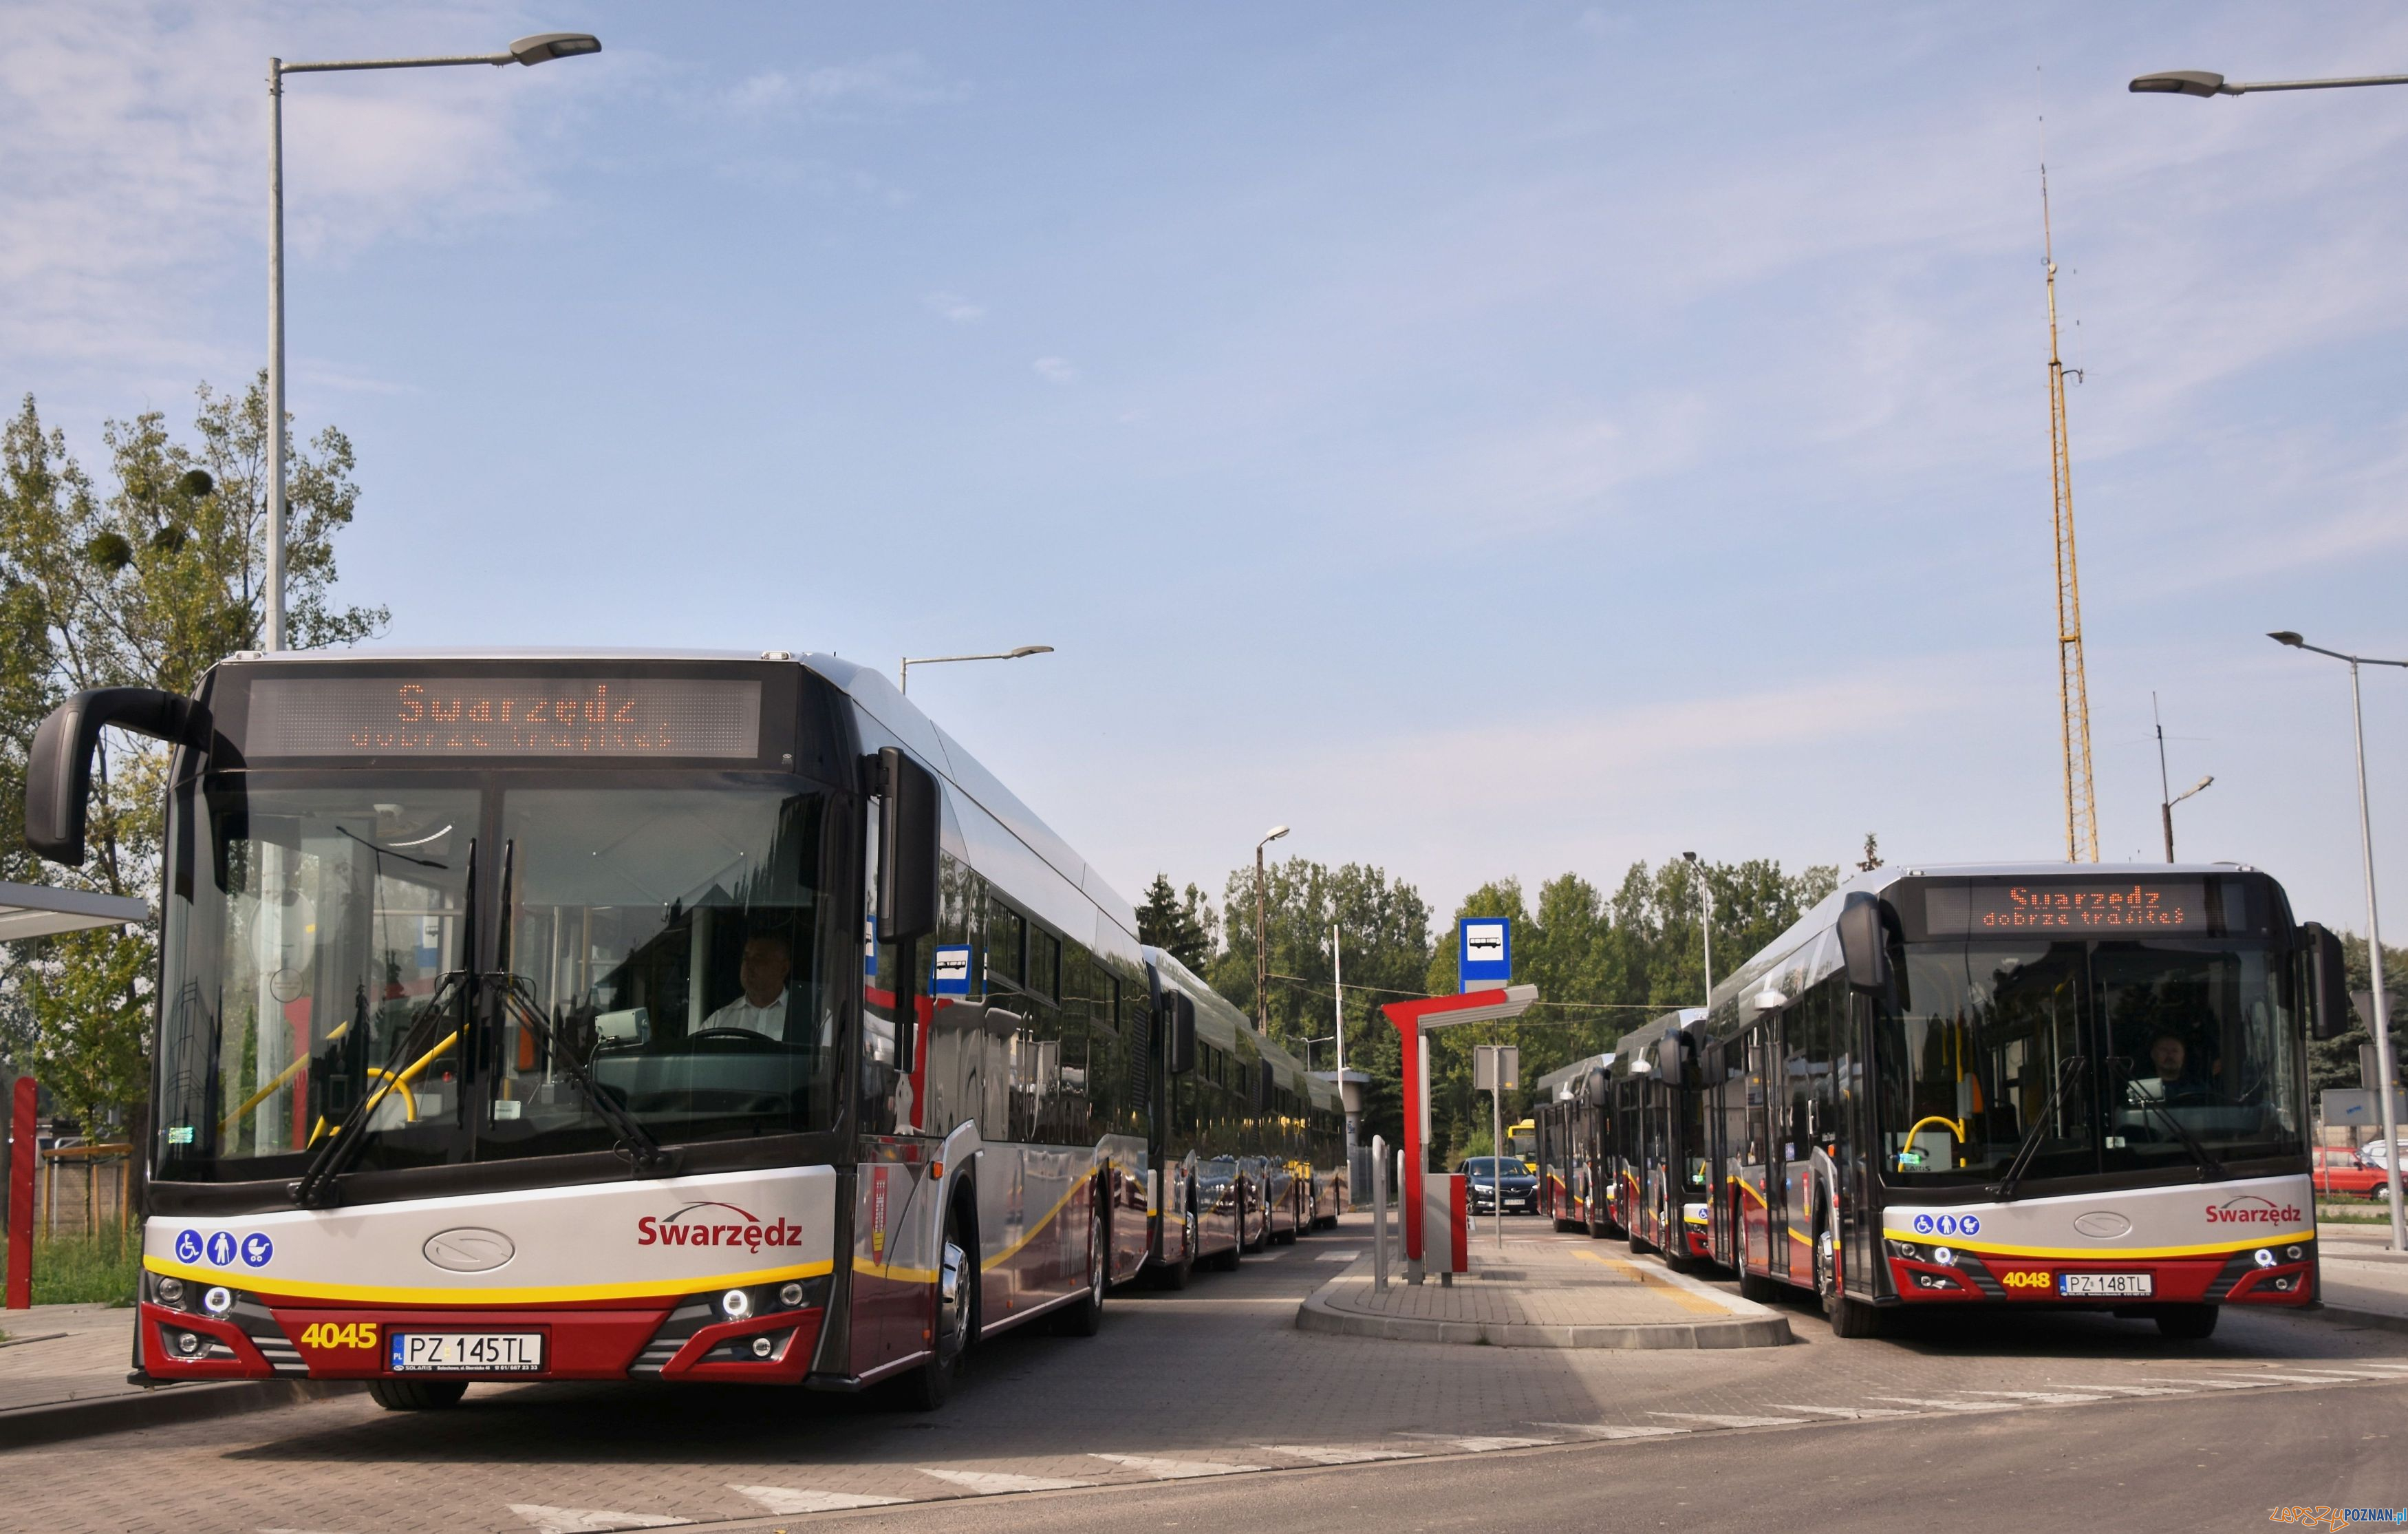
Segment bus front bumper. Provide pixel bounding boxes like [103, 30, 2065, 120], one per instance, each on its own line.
[1882, 1237, 2315, 1308]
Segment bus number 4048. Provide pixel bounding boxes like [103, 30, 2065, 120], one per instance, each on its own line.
[2001, 1270, 2051, 1290]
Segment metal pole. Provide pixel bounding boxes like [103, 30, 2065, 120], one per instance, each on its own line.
[1371, 1133, 1388, 1292]
[2346, 659, 2407, 1249]
[266, 58, 287, 652]
[1256, 845, 1269, 1034]
[1701, 879, 1714, 1010]
[2157, 693, 2175, 862]
[1492, 1082, 1504, 1251]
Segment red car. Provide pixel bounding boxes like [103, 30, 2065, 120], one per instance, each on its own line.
[2314, 1146, 2389, 1199]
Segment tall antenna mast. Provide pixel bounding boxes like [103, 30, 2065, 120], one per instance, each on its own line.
[2043, 160, 2100, 862]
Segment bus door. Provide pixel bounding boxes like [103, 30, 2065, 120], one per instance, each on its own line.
[1739, 1027, 1772, 1275]
[1838, 989, 1876, 1296]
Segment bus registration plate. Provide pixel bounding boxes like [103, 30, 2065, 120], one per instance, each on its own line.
[2058, 1273, 2151, 1298]
[389, 1332, 544, 1372]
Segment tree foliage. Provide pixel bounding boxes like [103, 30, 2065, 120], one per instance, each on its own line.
[1135, 873, 1218, 975]
[0, 379, 382, 1128]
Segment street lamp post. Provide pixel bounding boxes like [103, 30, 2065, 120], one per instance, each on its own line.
[2131, 69, 2408, 98]
[1682, 851, 1714, 1010]
[265, 32, 601, 652]
[899, 646, 1053, 695]
[1256, 827, 1289, 1035]
[2153, 692, 2214, 862]
[2272, 630, 2408, 1250]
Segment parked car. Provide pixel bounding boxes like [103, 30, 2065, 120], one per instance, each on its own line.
[1456, 1155, 1540, 1215]
[2314, 1145, 2389, 1199]
[2355, 1139, 2408, 1169]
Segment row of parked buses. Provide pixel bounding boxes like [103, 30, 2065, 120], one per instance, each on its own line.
[1533, 865, 2350, 1340]
[22, 648, 1344, 1412]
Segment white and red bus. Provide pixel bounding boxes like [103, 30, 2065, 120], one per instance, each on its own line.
[1689, 864, 2347, 1338]
[23, 650, 1311, 1410]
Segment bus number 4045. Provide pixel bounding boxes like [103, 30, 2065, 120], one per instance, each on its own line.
[299, 1322, 378, 1350]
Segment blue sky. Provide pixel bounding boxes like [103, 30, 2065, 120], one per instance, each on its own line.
[8, 3, 2408, 937]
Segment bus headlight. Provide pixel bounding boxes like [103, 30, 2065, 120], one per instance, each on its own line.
[2286, 1245, 2303, 1261]
[202, 1286, 234, 1315]
[175, 1330, 204, 1356]
[720, 1288, 752, 1321]
[1889, 1239, 1920, 1261]
[2253, 1248, 2277, 1269]
[156, 1277, 184, 1306]
[749, 1335, 775, 1359]
[1931, 1247, 1957, 1267]
[778, 1281, 806, 1308]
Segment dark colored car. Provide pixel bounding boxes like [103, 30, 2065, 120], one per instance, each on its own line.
[1458, 1155, 1540, 1215]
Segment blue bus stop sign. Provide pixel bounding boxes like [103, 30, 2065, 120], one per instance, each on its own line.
[1459, 919, 1511, 992]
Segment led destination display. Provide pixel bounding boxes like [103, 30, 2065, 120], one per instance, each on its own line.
[246, 676, 762, 758]
[1925, 880, 2211, 935]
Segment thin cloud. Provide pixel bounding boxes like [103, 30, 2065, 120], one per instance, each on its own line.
[1032, 356, 1079, 385]
[723, 53, 965, 118]
[923, 290, 985, 323]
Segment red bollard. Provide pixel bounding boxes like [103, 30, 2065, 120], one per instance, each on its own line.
[6, 1076, 34, 1309]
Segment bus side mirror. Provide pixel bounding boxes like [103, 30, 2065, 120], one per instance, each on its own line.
[1837, 891, 1890, 994]
[1656, 1035, 1684, 1087]
[26, 688, 213, 866]
[873, 747, 940, 944]
[1584, 1066, 1608, 1106]
[1163, 991, 1197, 1075]
[2305, 922, 2351, 1041]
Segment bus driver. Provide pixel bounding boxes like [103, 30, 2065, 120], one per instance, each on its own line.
[702, 933, 791, 1041]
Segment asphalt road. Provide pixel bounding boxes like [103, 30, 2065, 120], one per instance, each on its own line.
[7, 1215, 2404, 1534]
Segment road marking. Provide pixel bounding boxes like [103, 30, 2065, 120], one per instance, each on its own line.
[2137, 1377, 2282, 1390]
[2179, 1372, 2371, 1386]
[1090, 1453, 1265, 1478]
[1951, 1389, 2110, 1404]
[2247, 1368, 2387, 1381]
[729, 1486, 907, 1514]
[1646, 1411, 1807, 1429]
[508, 1507, 689, 1533]
[2046, 1383, 2191, 1396]
[1761, 1404, 1914, 1419]
[1865, 1396, 2015, 1412]
[1532, 1421, 1692, 1438]
[917, 1469, 1096, 1495]
[1394, 1433, 1558, 1451]
[1259, 1443, 1424, 1464]
[1318, 1251, 1364, 1261]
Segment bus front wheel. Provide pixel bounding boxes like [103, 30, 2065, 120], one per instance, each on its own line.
[2154, 1304, 2218, 1341]
[367, 1378, 468, 1412]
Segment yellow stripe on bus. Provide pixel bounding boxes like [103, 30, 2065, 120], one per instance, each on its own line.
[142, 1254, 832, 1307]
[1878, 1227, 2313, 1261]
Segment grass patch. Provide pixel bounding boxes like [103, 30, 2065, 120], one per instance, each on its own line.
[0, 1227, 142, 1306]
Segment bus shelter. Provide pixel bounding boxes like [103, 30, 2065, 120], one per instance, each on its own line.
[5, 880, 149, 1309]
[1383, 984, 1536, 1282]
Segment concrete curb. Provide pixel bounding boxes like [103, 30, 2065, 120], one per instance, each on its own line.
[1295, 1257, 1792, 1350]
[0, 1378, 362, 1449]
[2303, 1303, 2408, 1338]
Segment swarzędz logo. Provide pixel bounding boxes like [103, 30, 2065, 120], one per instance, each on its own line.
[2207, 1194, 2303, 1226]
[634, 1202, 807, 1254]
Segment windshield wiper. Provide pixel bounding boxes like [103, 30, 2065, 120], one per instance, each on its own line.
[2122, 1066, 2226, 1181]
[292, 837, 478, 1208]
[491, 839, 675, 1177]
[1992, 1055, 2084, 1203]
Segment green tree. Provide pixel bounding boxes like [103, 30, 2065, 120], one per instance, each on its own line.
[1135, 873, 1218, 974]
[2310, 932, 2408, 1094]
[0, 379, 383, 1129]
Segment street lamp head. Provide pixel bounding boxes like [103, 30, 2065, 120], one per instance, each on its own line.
[2269, 630, 2306, 649]
[1681, 851, 1699, 863]
[1006, 646, 1053, 659]
[508, 32, 602, 65]
[2129, 70, 2230, 97]
[1260, 826, 1290, 847]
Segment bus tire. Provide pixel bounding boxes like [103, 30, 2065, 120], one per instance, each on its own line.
[895, 1195, 976, 1412]
[1738, 1268, 1781, 1303]
[1155, 1213, 1197, 1290]
[2154, 1304, 2218, 1341]
[367, 1378, 467, 1412]
[1055, 1197, 1107, 1337]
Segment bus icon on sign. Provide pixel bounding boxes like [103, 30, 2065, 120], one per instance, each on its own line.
[931, 945, 972, 997]
[1459, 919, 1512, 991]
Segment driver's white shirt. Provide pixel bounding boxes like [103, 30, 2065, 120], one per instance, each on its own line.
[702, 993, 786, 1041]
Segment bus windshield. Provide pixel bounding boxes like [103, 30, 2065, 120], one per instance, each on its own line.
[1874, 937, 2301, 1188]
[154, 778, 841, 1181]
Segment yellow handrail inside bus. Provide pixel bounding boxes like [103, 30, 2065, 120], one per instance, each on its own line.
[1897, 1114, 1966, 1170]
[303, 1032, 456, 1147]
[219, 1020, 350, 1131]
[304, 1067, 417, 1149]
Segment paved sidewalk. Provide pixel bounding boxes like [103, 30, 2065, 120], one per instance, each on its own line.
[2315, 1219, 2408, 1335]
[1296, 1235, 1790, 1348]
[0, 1301, 352, 1447]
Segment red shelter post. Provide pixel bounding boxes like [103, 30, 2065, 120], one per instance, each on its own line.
[1380, 986, 1535, 1281]
[7, 1076, 35, 1309]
